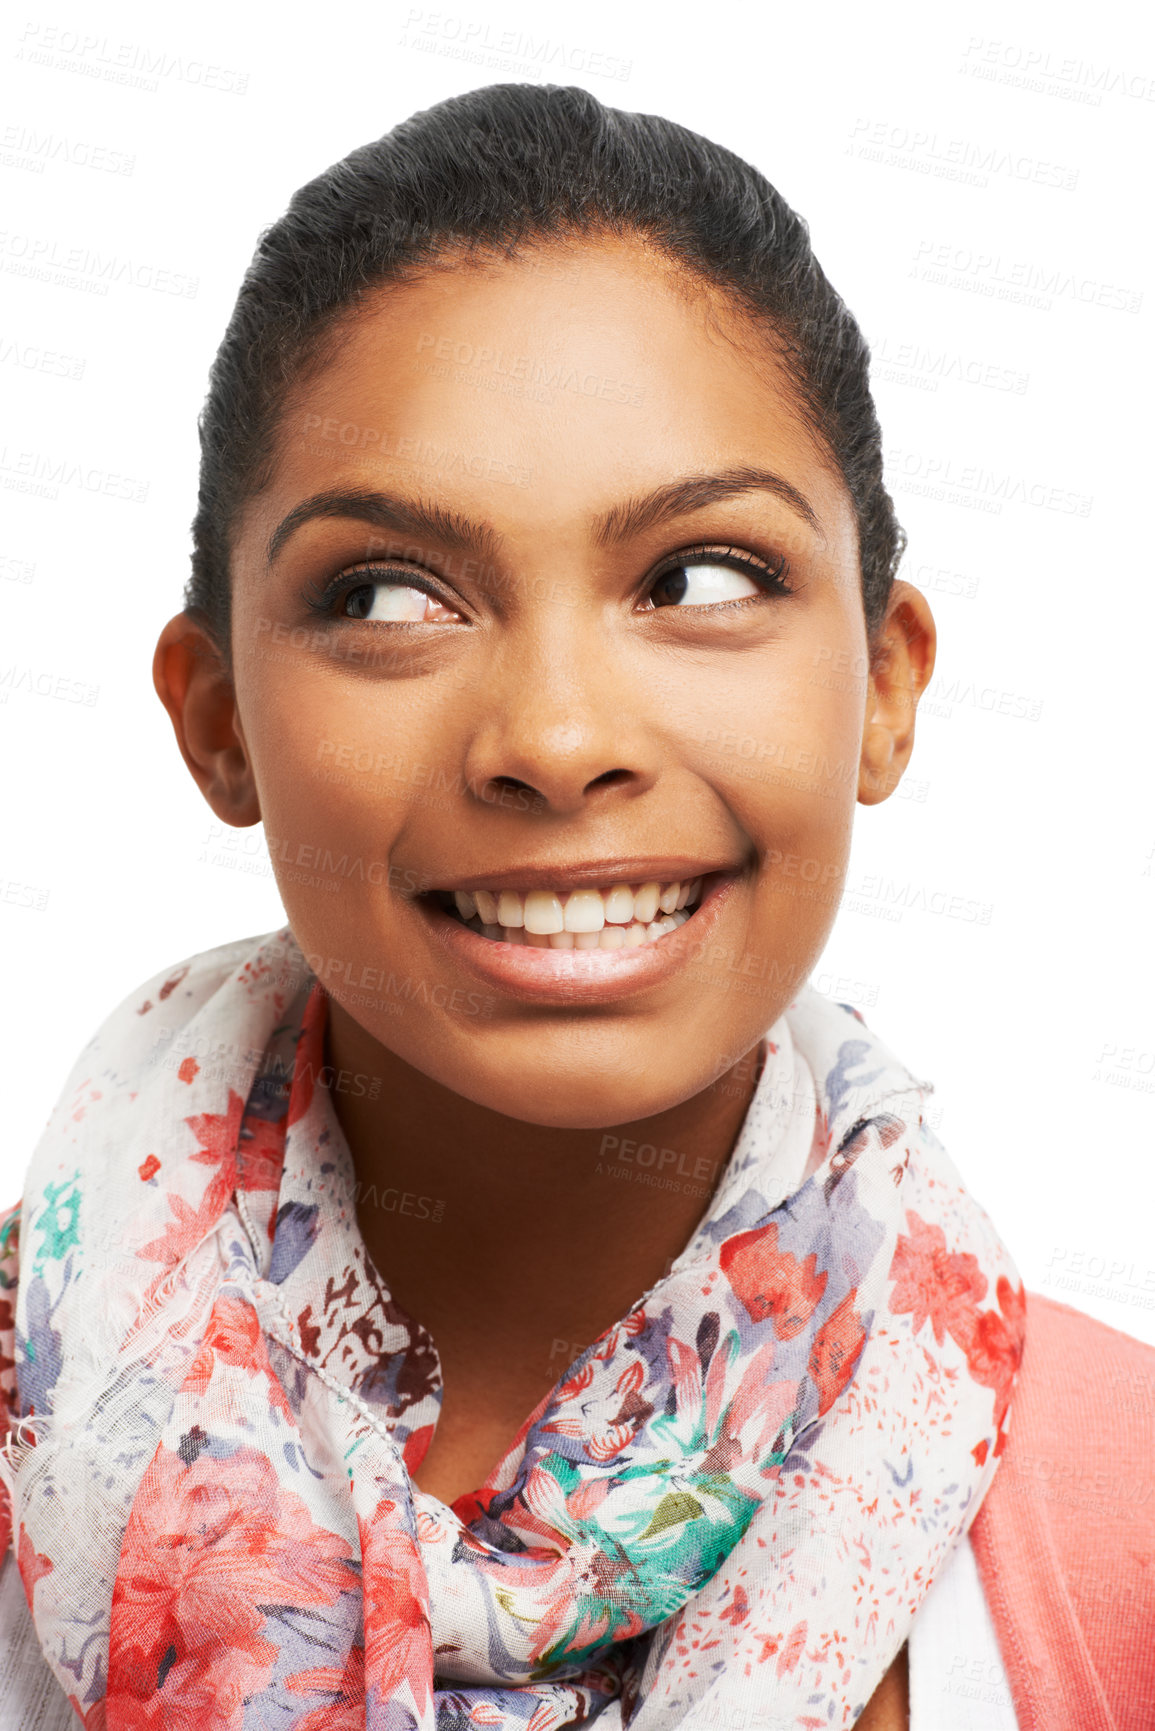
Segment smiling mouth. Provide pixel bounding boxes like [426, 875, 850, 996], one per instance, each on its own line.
[428, 875, 706, 950]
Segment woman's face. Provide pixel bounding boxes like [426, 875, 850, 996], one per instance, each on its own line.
[203, 234, 926, 1128]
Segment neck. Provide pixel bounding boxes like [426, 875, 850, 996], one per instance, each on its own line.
[323, 997, 766, 1349]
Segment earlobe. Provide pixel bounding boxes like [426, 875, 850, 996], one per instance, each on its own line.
[856, 582, 937, 807]
[859, 721, 897, 802]
[152, 613, 261, 827]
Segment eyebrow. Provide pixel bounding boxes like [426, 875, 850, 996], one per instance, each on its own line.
[592, 466, 823, 547]
[265, 464, 823, 566]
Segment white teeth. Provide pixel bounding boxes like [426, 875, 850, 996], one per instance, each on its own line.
[603, 884, 635, 925]
[524, 890, 565, 935]
[474, 889, 500, 925]
[443, 875, 708, 949]
[563, 889, 605, 933]
[496, 890, 524, 928]
[632, 881, 661, 924]
[461, 902, 696, 951]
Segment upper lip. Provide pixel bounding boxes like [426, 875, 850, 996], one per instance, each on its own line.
[423, 858, 740, 894]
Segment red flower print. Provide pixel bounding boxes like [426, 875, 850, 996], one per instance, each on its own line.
[183, 1292, 294, 1420]
[185, 1101, 246, 1178]
[358, 1500, 433, 1715]
[776, 1618, 808, 1678]
[527, 1698, 574, 1731]
[890, 1216, 1026, 1442]
[288, 1642, 365, 1729]
[994, 1274, 1026, 1351]
[17, 1522, 54, 1601]
[136, 1093, 246, 1293]
[718, 1584, 749, 1626]
[402, 1422, 435, 1476]
[809, 1291, 867, 1416]
[238, 1114, 286, 1194]
[721, 1222, 828, 1338]
[66, 1698, 107, 1731]
[964, 1276, 1026, 1438]
[888, 1211, 988, 1350]
[159, 967, 191, 1001]
[108, 1443, 359, 1731]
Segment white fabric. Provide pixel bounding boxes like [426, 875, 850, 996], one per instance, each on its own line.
[0, 1530, 1021, 1730]
[907, 1531, 1020, 1729]
[0, 1552, 75, 1729]
[0, 930, 1027, 1726]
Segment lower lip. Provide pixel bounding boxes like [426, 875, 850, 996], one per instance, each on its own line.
[415, 873, 739, 1005]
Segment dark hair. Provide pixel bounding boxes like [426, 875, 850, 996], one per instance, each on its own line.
[187, 82, 904, 663]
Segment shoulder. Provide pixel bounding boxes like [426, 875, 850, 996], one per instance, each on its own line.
[35, 924, 299, 1128]
[79, 925, 298, 1050]
[971, 1292, 1155, 1727]
[1021, 1286, 1155, 1364]
[1014, 1289, 1154, 1422]
[0, 933, 280, 1377]
[10, 924, 303, 1228]
[990, 1289, 1154, 1507]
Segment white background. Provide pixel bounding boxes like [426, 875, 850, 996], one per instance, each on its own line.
[1, 0, 1152, 1343]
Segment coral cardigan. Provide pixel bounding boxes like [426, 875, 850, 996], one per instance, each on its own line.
[0, 1286, 1151, 1729]
[966, 1292, 1155, 1731]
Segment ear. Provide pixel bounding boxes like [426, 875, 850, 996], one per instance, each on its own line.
[152, 613, 261, 827]
[857, 580, 937, 805]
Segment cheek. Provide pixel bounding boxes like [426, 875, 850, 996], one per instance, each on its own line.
[246, 657, 436, 821]
[241, 669, 424, 944]
[685, 639, 864, 847]
[690, 636, 864, 972]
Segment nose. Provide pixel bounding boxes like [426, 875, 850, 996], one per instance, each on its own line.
[459, 617, 661, 817]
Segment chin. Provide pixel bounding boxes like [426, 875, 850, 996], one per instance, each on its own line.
[450, 1057, 706, 1131]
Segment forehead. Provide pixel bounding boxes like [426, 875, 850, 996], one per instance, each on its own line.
[252, 234, 853, 555]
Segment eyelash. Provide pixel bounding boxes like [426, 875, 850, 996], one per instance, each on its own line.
[301, 542, 794, 622]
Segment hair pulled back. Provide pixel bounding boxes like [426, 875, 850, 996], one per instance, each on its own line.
[187, 82, 904, 661]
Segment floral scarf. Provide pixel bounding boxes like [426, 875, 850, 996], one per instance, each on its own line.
[0, 926, 1025, 1730]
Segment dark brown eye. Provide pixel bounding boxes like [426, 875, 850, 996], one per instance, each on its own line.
[648, 559, 767, 608]
[345, 585, 378, 618]
[307, 570, 466, 624]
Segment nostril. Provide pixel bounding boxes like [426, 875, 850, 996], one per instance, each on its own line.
[587, 768, 632, 791]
